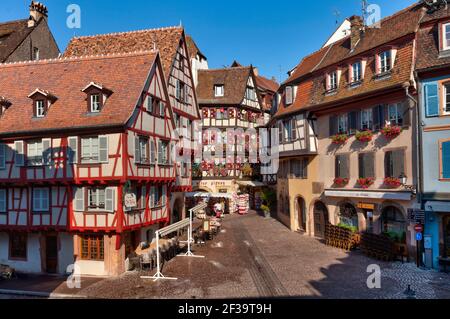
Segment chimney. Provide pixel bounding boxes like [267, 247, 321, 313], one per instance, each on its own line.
[349, 15, 364, 50]
[28, 1, 48, 28]
[253, 67, 259, 76]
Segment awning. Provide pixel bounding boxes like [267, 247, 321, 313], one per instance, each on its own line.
[185, 192, 234, 199]
[425, 201, 450, 213]
[324, 190, 412, 201]
[236, 181, 266, 187]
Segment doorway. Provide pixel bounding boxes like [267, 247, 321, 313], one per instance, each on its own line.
[313, 201, 329, 239]
[45, 235, 58, 274]
[297, 197, 307, 231]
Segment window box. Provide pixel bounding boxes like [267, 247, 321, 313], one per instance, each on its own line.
[331, 133, 349, 145]
[384, 177, 402, 189]
[381, 125, 402, 140]
[357, 177, 375, 189]
[334, 177, 350, 187]
[355, 130, 374, 143]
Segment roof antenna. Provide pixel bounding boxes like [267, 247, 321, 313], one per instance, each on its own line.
[362, 0, 368, 31]
[333, 9, 341, 26]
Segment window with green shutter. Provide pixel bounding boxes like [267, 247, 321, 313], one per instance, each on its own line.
[335, 154, 350, 179]
[424, 83, 439, 117]
[441, 140, 450, 179]
[359, 152, 375, 178]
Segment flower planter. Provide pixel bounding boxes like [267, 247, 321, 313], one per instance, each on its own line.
[325, 224, 360, 251]
[357, 177, 375, 189]
[355, 130, 374, 143]
[384, 177, 402, 188]
[334, 178, 349, 187]
[331, 134, 349, 145]
[381, 125, 402, 140]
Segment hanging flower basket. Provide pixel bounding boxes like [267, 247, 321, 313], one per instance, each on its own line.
[334, 177, 350, 187]
[357, 177, 375, 189]
[228, 108, 235, 119]
[355, 130, 374, 143]
[202, 109, 209, 119]
[209, 108, 216, 118]
[381, 125, 402, 140]
[384, 177, 402, 188]
[331, 134, 349, 145]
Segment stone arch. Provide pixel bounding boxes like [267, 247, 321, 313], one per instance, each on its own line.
[335, 200, 359, 230]
[311, 199, 329, 239]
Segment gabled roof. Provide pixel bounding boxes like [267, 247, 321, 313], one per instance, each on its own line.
[64, 26, 184, 77]
[0, 51, 158, 137]
[196, 66, 253, 105]
[0, 19, 35, 62]
[186, 35, 206, 60]
[255, 75, 279, 94]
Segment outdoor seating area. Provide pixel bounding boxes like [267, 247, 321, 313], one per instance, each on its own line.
[324, 224, 361, 251]
[360, 233, 396, 262]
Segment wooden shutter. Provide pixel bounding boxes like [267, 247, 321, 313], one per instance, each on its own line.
[442, 141, 450, 179]
[0, 189, 6, 212]
[343, 155, 350, 179]
[176, 80, 180, 100]
[146, 96, 153, 112]
[424, 83, 439, 117]
[278, 122, 284, 143]
[0, 144, 5, 169]
[366, 153, 375, 178]
[348, 112, 357, 134]
[99, 136, 109, 163]
[134, 136, 140, 164]
[14, 141, 24, 167]
[74, 187, 85, 212]
[358, 154, 364, 178]
[401, 102, 411, 127]
[42, 139, 52, 166]
[141, 186, 147, 209]
[150, 140, 156, 164]
[158, 140, 163, 164]
[385, 151, 392, 177]
[393, 150, 405, 178]
[329, 115, 338, 136]
[42, 188, 49, 211]
[105, 187, 115, 213]
[372, 105, 385, 130]
[291, 118, 297, 140]
[68, 137, 78, 164]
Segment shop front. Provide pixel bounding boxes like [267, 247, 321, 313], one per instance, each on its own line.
[424, 201, 450, 271]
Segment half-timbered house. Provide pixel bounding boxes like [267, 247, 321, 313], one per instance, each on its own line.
[0, 51, 177, 276]
[64, 26, 201, 223]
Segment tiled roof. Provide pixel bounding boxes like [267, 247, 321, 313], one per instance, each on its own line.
[0, 19, 35, 62]
[0, 52, 157, 136]
[256, 75, 279, 93]
[197, 66, 252, 105]
[275, 3, 424, 118]
[64, 26, 183, 77]
[186, 35, 206, 60]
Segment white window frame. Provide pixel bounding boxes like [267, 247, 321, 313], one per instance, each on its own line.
[338, 115, 348, 133]
[33, 47, 40, 61]
[139, 137, 149, 164]
[388, 103, 404, 125]
[443, 83, 450, 115]
[361, 109, 373, 130]
[35, 100, 45, 118]
[352, 62, 362, 83]
[33, 188, 49, 212]
[214, 85, 224, 97]
[285, 86, 293, 105]
[81, 137, 99, 164]
[90, 94, 101, 113]
[27, 140, 43, 167]
[329, 71, 338, 90]
[442, 22, 450, 51]
[88, 187, 106, 211]
[379, 50, 392, 74]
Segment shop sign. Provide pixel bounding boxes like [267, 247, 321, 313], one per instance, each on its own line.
[408, 209, 425, 223]
[124, 193, 137, 209]
[357, 203, 376, 210]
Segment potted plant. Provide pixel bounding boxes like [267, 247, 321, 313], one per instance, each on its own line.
[355, 130, 374, 143]
[381, 125, 402, 140]
[384, 177, 402, 188]
[334, 177, 350, 187]
[260, 189, 277, 218]
[357, 177, 375, 189]
[331, 133, 349, 145]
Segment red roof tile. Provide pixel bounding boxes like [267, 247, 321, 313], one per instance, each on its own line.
[0, 52, 157, 136]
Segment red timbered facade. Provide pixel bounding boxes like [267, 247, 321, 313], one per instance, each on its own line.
[0, 51, 177, 276]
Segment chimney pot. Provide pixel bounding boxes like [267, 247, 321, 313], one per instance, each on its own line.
[349, 15, 364, 50]
[28, 1, 48, 28]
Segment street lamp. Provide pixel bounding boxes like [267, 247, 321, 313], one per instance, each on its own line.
[399, 173, 417, 195]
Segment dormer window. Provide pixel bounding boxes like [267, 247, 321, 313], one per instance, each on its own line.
[327, 71, 338, 91]
[90, 94, 101, 113]
[285, 86, 294, 105]
[35, 100, 45, 117]
[33, 47, 40, 61]
[0, 97, 12, 116]
[214, 85, 224, 97]
[442, 22, 450, 51]
[377, 50, 393, 75]
[245, 86, 257, 101]
[28, 89, 57, 118]
[351, 61, 362, 83]
[82, 82, 113, 114]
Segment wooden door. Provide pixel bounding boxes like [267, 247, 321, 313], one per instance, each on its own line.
[45, 236, 58, 274]
[314, 202, 329, 239]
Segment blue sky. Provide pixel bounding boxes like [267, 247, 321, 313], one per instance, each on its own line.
[2, 0, 417, 82]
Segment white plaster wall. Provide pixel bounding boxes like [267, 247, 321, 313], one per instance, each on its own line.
[0, 232, 42, 273]
[58, 233, 74, 275]
[75, 260, 106, 276]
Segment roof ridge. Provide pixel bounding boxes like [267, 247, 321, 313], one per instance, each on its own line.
[0, 50, 157, 68]
[71, 25, 183, 40]
[200, 66, 252, 72]
[0, 18, 28, 27]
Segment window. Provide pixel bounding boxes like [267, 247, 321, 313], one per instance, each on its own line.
[339, 203, 359, 230]
[359, 152, 375, 178]
[385, 150, 405, 178]
[150, 186, 163, 208]
[27, 140, 43, 166]
[9, 233, 27, 260]
[338, 114, 348, 134]
[88, 188, 106, 210]
[33, 188, 49, 212]
[278, 122, 284, 143]
[424, 83, 439, 117]
[159, 101, 165, 118]
[285, 86, 293, 105]
[146, 95, 153, 113]
[335, 154, 350, 179]
[382, 207, 406, 235]
[283, 120, 292, 143]
[150, 140, 156, 164]
[32, 47, 40, 61]
[80, 235, 104, 261]
[158, 140, 169, 165]
[388, 103, 404, 126]
[90, 94, 101, 113]
[81, 137, 99, 163]
[214, 85, 224, 97]
[443, 83, 450, 115]
[0, 189, 6, 213]
[290, 158, 308, 179]
[441, 140, 450, 179]
[442, 23, 450, 50]
[177, 52, 184, 70]
[35, 100, 45, 117]
[379, 51, 392, 73]
[351, 61, 362, 83]
[245, 87, 257, 101]
[360, 109, 373, 130]
[176, 81, 186, 102]
[135, 136, 149, 164]
[328, 71, 338, 90]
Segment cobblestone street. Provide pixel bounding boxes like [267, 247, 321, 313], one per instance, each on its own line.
[74, 213, 450, 299]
